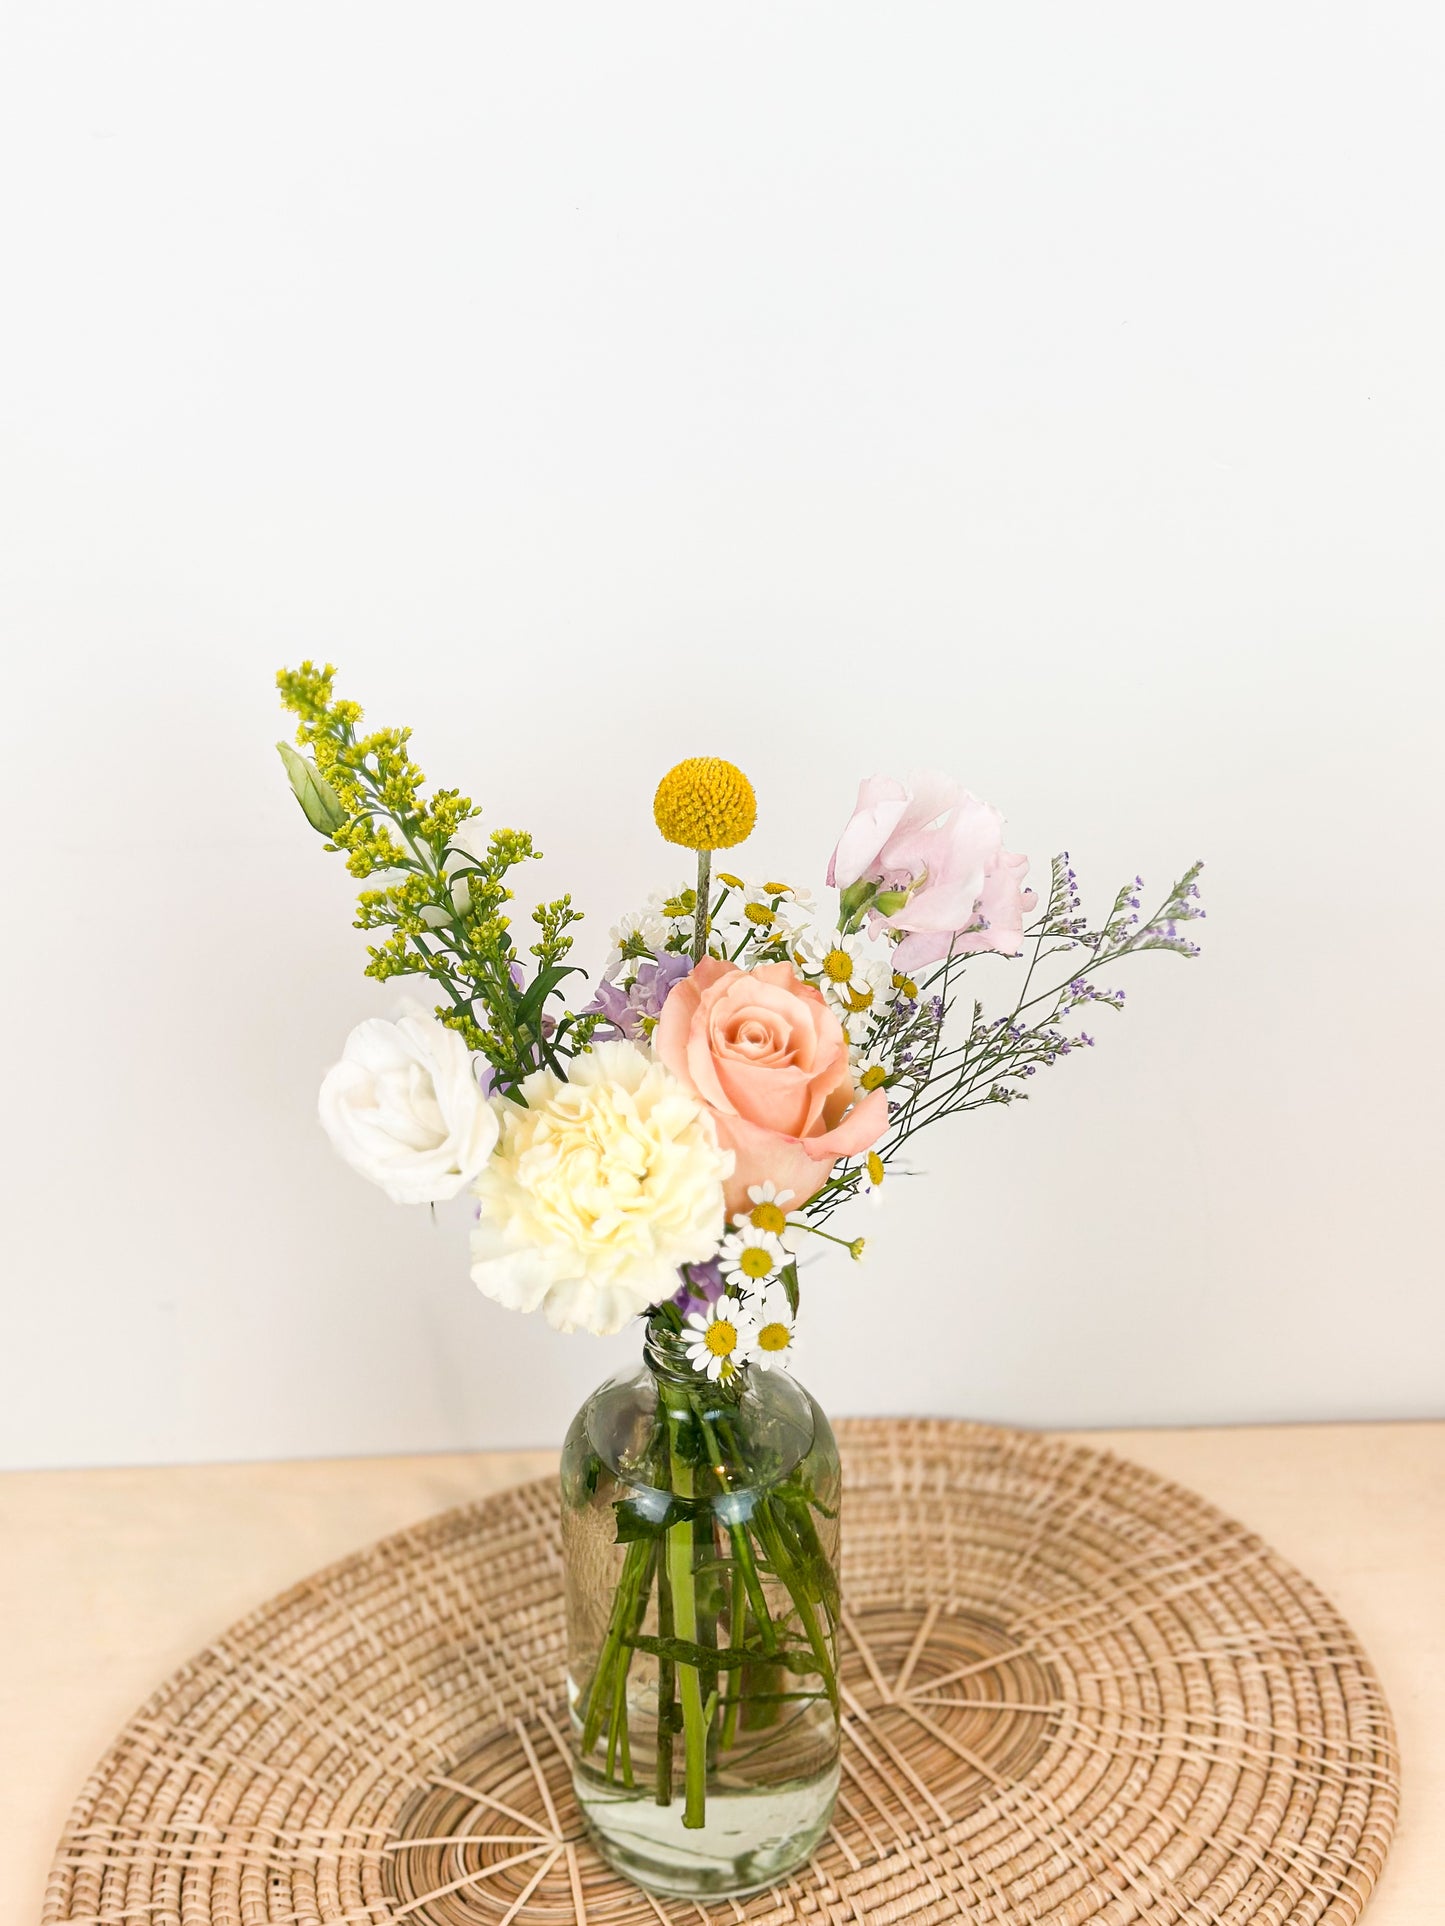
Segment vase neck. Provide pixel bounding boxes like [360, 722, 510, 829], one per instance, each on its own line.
[642, 1319, 701, 1388]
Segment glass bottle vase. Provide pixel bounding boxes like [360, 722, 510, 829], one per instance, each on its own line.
[560, 1322, 842, 1899]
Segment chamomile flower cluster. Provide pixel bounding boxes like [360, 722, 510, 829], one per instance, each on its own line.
[792, 928, 902, 1044]
[602, 874, 819, 977]
[681, 1281, 798, 1381]
[710, 875, 816, 961]
[672, 1178, 809, 1381]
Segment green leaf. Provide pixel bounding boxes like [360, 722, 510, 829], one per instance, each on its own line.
[613, 1495, 679, 1543]
[276, 741, 348, 834]
[779, 1261, 800, 1317]
[514, 962, 582, 1028]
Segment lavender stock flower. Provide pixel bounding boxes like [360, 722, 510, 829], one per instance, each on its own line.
[670, 1257, 726, 1312]
[584, 952, 693, 1042]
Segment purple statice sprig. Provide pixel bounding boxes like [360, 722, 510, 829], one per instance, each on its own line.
[806, 857, 1205, 1223]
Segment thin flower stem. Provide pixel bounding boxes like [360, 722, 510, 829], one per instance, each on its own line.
[793, 1222, 860, 1254]
[751, 1500, 838, 1715]
[665, 1485, 709, 1825]
[654, 1501, 675, 1807]
[698, 1409, 780, 1650]
[692, 849, 712, 963]
[579, 1536, 653, 1763]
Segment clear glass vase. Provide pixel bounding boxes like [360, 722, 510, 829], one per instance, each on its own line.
[560, 1320, 843, 1899]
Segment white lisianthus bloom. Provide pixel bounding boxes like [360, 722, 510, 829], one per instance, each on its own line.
[471, 1041, 732, 1335]
[318, 1010, 499, 1205]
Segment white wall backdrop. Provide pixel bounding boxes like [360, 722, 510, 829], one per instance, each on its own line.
[2, 4, 1442, 1469]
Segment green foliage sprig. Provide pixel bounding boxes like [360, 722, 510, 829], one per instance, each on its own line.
[276, 661, 591, 1095]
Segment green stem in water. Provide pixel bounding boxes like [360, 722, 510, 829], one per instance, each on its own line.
[752, 1498, 839, 1717]
[662, 1388, 710, 1829]
[580, 1536, 653, 1762]
[654, 1534, 676, 1807]
[699, 1411, 778, 1654]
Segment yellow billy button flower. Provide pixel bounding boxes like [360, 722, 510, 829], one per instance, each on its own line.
[653, 757, 757, 852]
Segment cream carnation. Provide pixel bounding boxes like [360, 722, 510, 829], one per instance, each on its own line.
[469, 1040, 732, 1335]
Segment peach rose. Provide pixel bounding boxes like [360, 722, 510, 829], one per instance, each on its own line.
[654, 958, 889, 1216]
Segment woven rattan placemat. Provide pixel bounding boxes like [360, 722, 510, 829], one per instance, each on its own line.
[44, 1419, 1398, 1926]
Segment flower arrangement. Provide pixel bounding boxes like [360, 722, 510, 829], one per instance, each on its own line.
[275, 661, 1204, 1892]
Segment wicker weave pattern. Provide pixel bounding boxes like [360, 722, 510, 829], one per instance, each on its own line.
[43, 1420, 1398, 1926]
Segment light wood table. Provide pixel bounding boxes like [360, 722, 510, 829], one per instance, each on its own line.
[3, 1423, 1439, 1924]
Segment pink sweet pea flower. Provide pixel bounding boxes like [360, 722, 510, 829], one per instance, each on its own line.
[827, 773, 1036, 971]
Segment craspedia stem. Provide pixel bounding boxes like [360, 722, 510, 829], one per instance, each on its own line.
[693, 848, 712, 963]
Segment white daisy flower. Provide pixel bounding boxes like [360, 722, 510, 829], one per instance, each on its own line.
[648, 887, 697, 929]
[795, 931, 896, 1017]
[747, 1283, 797, 1371]
[739, 1181, 798, 1250]
[704, 879, 813, 955]
[719, 1224, 787, 1289]
[603, 906, 669, 981]
[792, 927, 848, 980]
[860, 1148, 888, 1208]
[851, 1047, 892, 1093]
[776, 882, 817, 914]
[682, 1294, 750, 1382]
[718, 874, 813, 913]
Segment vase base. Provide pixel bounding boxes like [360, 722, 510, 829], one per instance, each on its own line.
[575, 1761, 840, 1899]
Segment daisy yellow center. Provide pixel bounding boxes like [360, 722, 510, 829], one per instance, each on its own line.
[763, 880, 789, 895]
[705, 1320, 738, 1358]
[860, 1065, 887, 1091]
[866, 1151, 885, 1185]
[744, 902, 775, 926]
[822, 948, 854, 983]
[892, 972, 918, 998]
[757, 1321, 791, 1352]
[846, 985, 874, 1011]
[653, 758, 757, 851]
[718, 872, 744, 888]
[738, 1246, 774, 1280]
[748, 1202, 786, 1234]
